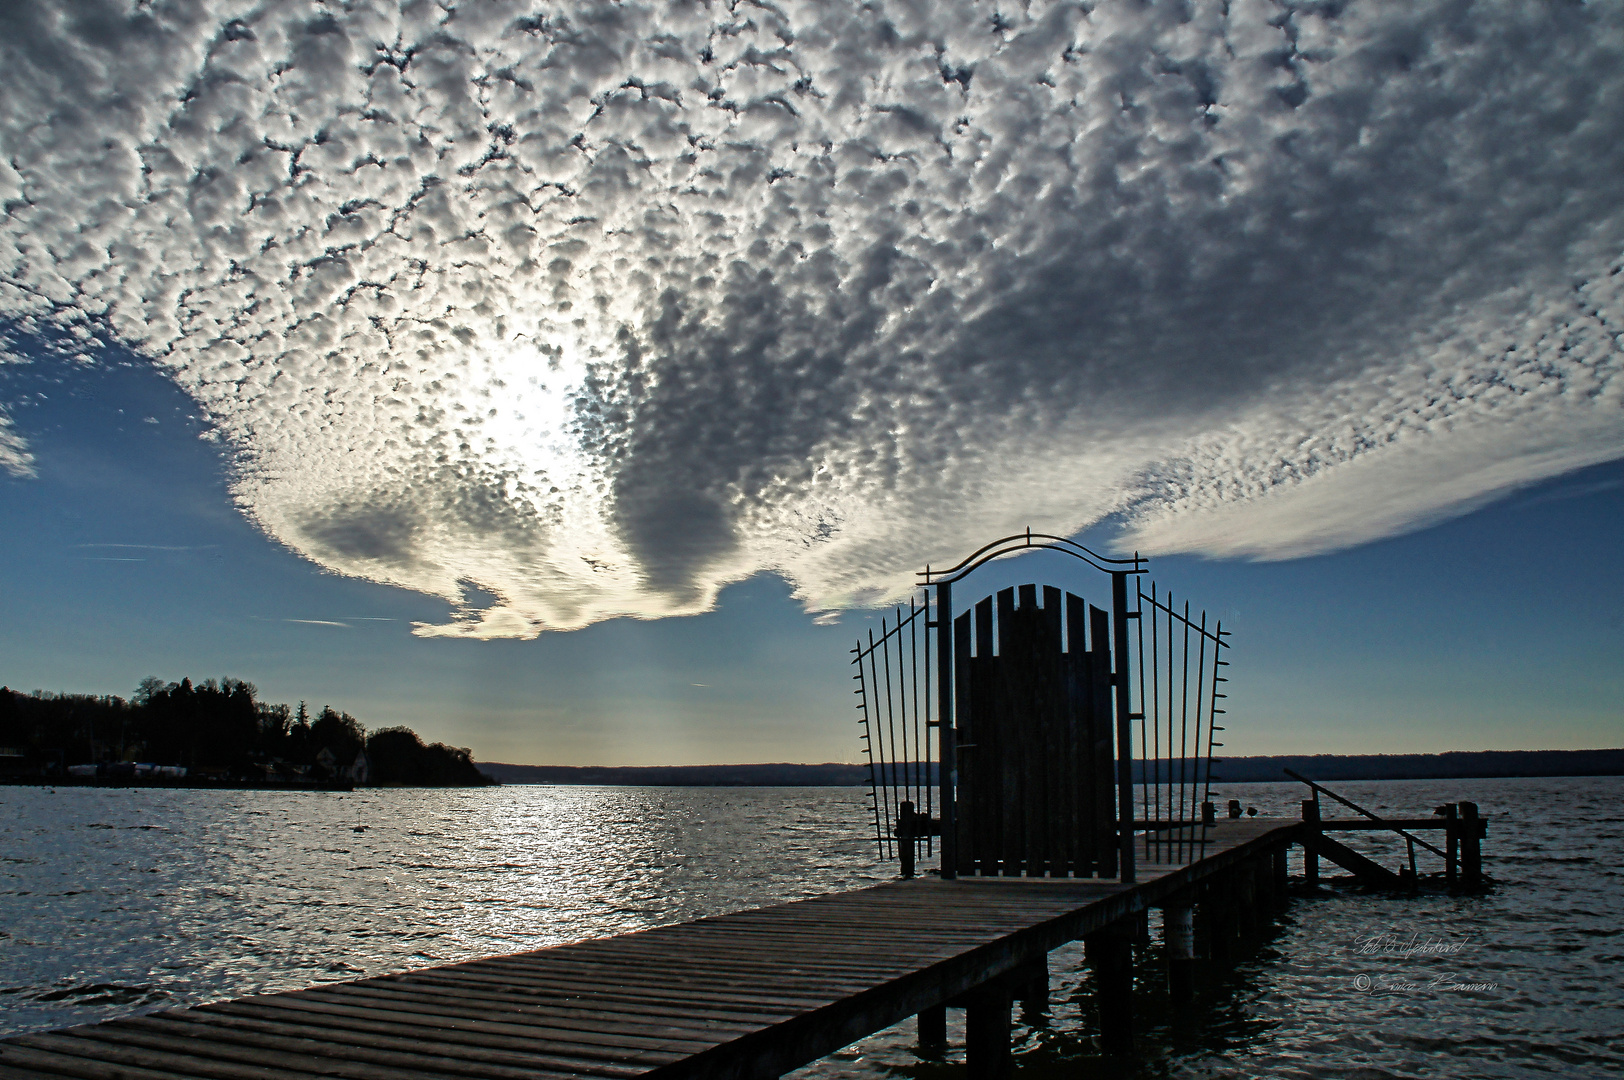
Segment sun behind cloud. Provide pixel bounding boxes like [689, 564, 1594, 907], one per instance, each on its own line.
[2, 0, 1621, 637]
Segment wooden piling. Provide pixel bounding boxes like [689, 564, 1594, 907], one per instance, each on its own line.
[1460, 801, 1482, 887]
[1272, 846, 1289, 912]
[917, 1004, 947, 1054]
[1087, 923, 1134, 1055]
[1163, 902, 1196, 1003]
[1302, 799, 1320, 885]
[1202, 874, 1236, 966]
[965, 983, 1013, 1079]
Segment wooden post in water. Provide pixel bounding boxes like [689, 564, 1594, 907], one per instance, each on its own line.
[1252, 855, 1274, 928]
[1015, 953, 1050, 1026]
[1087, 922, 1134, 1055]
[1302, 799, 1320, 885]
[965, 983, 1012, 1079]
[1442, 802, 1459, 884]
[1235, 862, 1258, 940]
[1164, 902, 1196, 1003]
[1272, 846, 1289, 912]
[917, 1004, 946, 1055]
[1202, 873, 1236, 966]
[1460, 801, 1482, 888]
[897, 801, 916, 879]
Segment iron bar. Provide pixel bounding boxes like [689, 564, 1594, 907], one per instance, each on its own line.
[853, 652, 885, 858]
[1191, 609, 1208, 862]
[867, 627, 893, 858]
[937, 580, 957, 878]
[1112, 571, 1136, 884]
[1200, 628, 1227, 862]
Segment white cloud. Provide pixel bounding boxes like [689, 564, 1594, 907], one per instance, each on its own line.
[0, 409, 31, 478]
[1, 0, 1621, 635]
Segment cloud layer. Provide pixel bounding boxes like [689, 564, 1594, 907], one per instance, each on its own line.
[2, 0, 1622, 635]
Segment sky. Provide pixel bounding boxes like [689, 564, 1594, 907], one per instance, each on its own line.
[1, 0, 1621, 765]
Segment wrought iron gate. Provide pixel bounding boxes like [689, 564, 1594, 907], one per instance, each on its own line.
[853, 532, 1231, 881]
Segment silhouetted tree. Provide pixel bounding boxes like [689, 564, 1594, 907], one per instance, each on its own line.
[0, 678, 490, 785]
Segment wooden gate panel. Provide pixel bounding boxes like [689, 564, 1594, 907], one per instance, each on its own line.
[954, 584, 1118, 878]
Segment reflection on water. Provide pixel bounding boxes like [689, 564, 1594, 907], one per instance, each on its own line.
[3, 777, 1620, 1078]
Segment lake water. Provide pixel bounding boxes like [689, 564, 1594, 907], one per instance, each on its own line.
[2, 776, 1620, 1077]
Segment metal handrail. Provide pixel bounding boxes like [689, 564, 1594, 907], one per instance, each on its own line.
[1285, 768, 1448, 861]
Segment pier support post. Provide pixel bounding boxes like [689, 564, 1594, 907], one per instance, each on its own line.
[1013, 953, 1050, 1023]
[965, 984, 1012, 1079]
[1236, 862, 1259, 940]
[1253, 856, 1274, 928]
[917, 1004, 947, 1055]
[1273, 846, 1289, 910]
[1460, 801, 1482, 888]
[1302, 800, 1320, 885]
[1163, 903, 1196, 1003]
[1087, 923, 1134, 1055]
[1201, 874, 1236, 966]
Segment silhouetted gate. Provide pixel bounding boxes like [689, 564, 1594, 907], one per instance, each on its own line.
[853, 531, 1231, 882]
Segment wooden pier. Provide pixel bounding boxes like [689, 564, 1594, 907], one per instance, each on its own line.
[1, 792, 1488, 1080]
[4, 819, 1300, 1080]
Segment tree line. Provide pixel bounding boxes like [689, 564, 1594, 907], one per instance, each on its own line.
[0, 677, 494, 786]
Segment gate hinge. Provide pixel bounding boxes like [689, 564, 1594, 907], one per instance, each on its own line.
[1127, 711, 1144, 720]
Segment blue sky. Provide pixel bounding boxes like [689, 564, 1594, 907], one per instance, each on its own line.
[2, 3, 1622, 764]
[1, 350, 1617, 764]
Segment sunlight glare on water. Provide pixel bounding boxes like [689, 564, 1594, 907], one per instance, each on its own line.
[2, 777, 1620, 1078]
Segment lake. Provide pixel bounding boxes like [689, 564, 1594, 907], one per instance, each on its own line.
[2, 776, 1620, 1077]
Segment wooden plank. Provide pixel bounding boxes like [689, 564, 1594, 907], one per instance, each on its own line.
[246, 988, 745, 1049]
[1042, 585, 1069, 879]
[1089, 604, 1117, 877]
[995, 586, 1022, 877]
[967, 594, 993, 883]
[73, 1019, 615, 1080]
[1, 1041, 236, 1080]
[430, 950, 900, 995]
[125, 1013, 637, 1078]
[204, 997, 730, 1064]
[1067, 591, 1095, 877]
[953, 608, 975, 876]
[227, 981, 778, 1036]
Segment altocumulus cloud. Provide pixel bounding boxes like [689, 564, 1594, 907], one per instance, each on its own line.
[2, 1, 1622, 637]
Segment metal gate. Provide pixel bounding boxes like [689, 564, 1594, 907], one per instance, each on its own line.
[853, 532, 1231, 881]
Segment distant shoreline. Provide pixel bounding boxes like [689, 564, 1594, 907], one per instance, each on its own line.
[477, 749, 1624, 787]
[0, 776, 358, 791]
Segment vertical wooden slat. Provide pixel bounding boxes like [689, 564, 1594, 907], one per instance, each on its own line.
[1090, 604, 1117, 878]
[972, 596, 997, 877]
[995, 588, 1021, 876]
[1012, 586, 1044, 879]
[1068, 593, 1094, 877]
[1042, 586, 1067, 877]
[954, 610, 974, 876]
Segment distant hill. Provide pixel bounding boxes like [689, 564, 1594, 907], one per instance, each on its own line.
[479, 749, 1624, 787]
[1205, 749, 1624, 783]
[476, 762, 870, 786]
